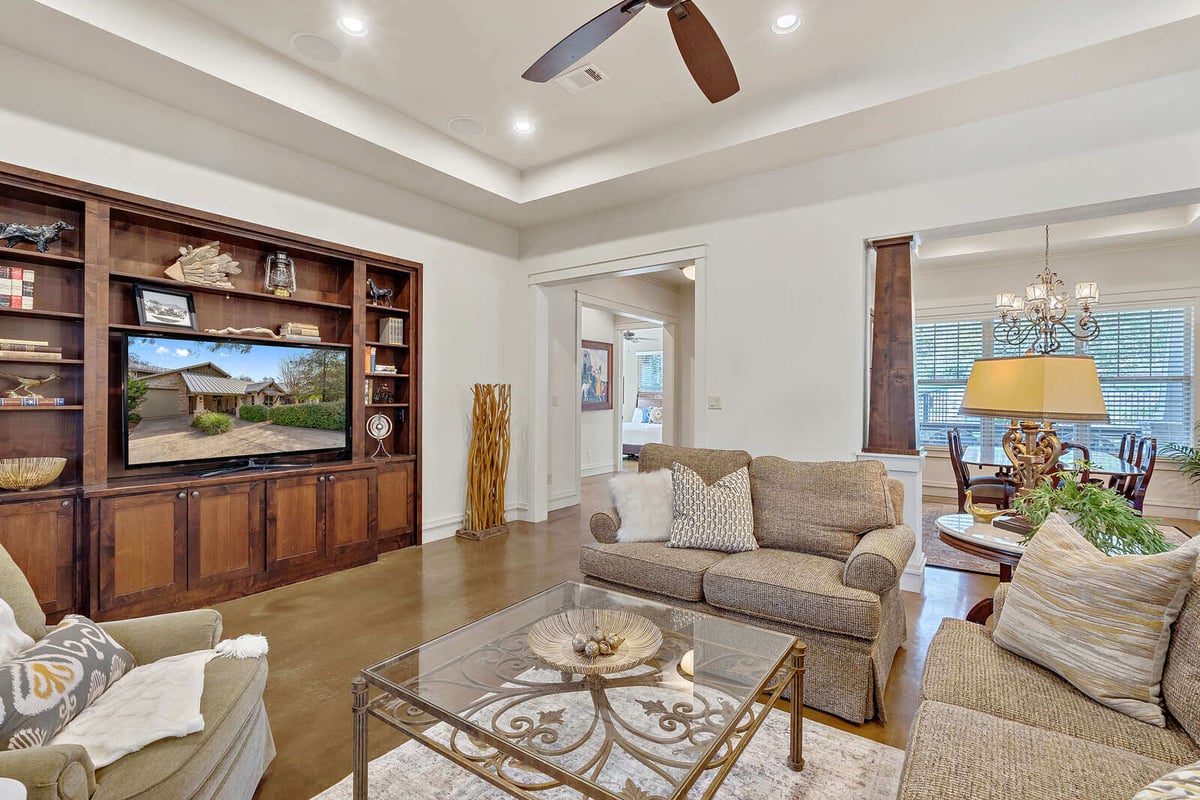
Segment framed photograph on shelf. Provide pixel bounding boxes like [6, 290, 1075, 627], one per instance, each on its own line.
[134, 284, 198, 330]
[580, 339, 613, 411]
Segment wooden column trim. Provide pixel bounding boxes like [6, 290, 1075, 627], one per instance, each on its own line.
[864, 235, 919, 456]
[82, 201, 110, 486]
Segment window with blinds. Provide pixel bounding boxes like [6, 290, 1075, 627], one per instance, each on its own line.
[914, 305, 1195, 451]
[637, 352, 664, 393]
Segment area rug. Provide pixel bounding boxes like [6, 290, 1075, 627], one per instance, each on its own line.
[315, 708, 904, 800]
[922, 501, 1193, 576]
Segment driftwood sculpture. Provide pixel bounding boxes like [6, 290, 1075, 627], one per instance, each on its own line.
[458, 384, 512, 540]
[203, 327, 281, 339]
[165, 242, 242, 288]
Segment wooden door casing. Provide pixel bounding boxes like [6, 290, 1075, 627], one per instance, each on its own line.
[98, 490, 187, 611]
[187, 482, 265, 589]
[326, 469, 376, 558]
[0, 497, 77, 615]
[266, 474, 326, 572]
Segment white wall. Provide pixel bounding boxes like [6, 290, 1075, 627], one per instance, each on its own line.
[580, 307, 616, 477]
[914, 237, 1200, 518]
[546, 276, 688, 509]
[522, 66, 1200, 521]
[0, 44, 528, 541]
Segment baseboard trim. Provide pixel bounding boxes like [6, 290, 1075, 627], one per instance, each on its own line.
[549, 489, 580, 512]
[581, 463, 616, 478]
[901, 552, 927, 594]
[423, 503, 529, 543]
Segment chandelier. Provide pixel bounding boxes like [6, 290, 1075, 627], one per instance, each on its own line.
[993, 225, 1100, 354]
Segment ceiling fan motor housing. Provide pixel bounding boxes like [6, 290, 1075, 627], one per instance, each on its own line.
[648, 0, 684, 8]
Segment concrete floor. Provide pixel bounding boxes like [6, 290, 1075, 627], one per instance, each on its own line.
[218, 477, 1195, 799]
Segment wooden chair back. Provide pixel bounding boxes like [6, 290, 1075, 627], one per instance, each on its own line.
[947, 429, 971, 512]
[1126, 437, 1158, 513]
[1055, 441, 1091, 486]
[1109, 432, 1138, 490]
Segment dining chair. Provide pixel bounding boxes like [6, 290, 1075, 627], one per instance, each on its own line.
[1055, 441, 1091, 486]
[1108, 432, 1138, 490]
[1124, 437, 1158, 513]
[948, 428, 1016, 513]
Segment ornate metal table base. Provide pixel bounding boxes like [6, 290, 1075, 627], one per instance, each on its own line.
[352, 641, 806, 800]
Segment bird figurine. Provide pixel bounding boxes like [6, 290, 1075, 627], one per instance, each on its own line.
[0, 372, 60, 399]
[964, 489, 1008, 525]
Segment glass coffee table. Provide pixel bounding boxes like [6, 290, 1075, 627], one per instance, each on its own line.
[353, 582, 805, 800]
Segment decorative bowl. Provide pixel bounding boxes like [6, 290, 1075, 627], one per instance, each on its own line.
[528, 609, 662, 676]
[0, 457, 67, 491]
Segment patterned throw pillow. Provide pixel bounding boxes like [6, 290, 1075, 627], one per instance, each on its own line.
[993, 514, 1200, 726]
[1134, 761, 1200, 799]
[667, 463, 757, 553]
[648, 406, 664, 424]
[0, 615, 135, 750]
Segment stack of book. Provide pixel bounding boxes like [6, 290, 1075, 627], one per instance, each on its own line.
[378, 317, 405, 345]
[366, 346, 378, 372]
[0, 397, 66, 407]
[0, 337, 62, 361]
[279, 322, 320, 342]
[0, 267, 35, 310]
[374, 365, 397, 375]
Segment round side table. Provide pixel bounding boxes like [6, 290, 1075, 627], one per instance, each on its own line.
[935, 513, 1027, 624]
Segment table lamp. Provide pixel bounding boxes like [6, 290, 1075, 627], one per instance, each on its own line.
[960, 354, 1108, 490]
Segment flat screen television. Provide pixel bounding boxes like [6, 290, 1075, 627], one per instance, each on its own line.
[122, 332, 351, 471]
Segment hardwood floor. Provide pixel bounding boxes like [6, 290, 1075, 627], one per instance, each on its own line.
[221, 476, 1194, 799]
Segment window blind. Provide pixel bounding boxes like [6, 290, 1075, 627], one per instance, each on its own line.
[914, 305, 1195, 452]
[637, 352, 664, 393]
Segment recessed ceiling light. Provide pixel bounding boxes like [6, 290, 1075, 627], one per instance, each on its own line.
[771, 13, 801, 34]
[513, 120, 536, 135]
[337, 16, 368, 37]
[290, 33, 343, 63]
[448, 116, 488, 137]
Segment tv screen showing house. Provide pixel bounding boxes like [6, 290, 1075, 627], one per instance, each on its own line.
[123, 333, 350, 468]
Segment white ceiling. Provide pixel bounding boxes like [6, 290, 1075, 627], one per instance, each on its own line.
[9, 0, 1200, 227]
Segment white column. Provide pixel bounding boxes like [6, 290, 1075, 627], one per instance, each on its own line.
[857, 449, 927, 594]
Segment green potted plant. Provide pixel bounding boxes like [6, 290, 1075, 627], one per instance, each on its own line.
[1012, 470, 1171, 556]
[1165, 422, 1200, 485]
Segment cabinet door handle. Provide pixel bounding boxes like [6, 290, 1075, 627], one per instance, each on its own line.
[328, 476, 336, 482]
[318, 476, 325, 482]
[178, 492, 187, 499]
[191, 491, 200, 497]
[61, 500, 71, 508]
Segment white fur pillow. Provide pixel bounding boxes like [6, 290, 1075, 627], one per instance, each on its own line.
[609, 469, 673, 543]
[0, 599, 33, 661]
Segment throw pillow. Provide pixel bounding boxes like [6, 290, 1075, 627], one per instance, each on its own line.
[0, 615, 135, 750]
[0, 600, 33, 663]
[609, 469, 674, 543]
[748, 457, 896, 559]
[648, 406, 664, 424]
[667, 463, 757, 553]
[1133, 761, 1200, 799]
[993, 513, 1200, 726]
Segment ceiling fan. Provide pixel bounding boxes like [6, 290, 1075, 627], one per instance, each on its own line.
[522, 1, 739, 104]
[622, 330, 652, 342]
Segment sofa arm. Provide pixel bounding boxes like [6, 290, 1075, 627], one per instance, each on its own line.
[992, 583, 1010, 624]
[0, 745, 95, 800]
[590, 508, 621, 544]
[100, 608, 222, 664]
[844, 525, 915, 594]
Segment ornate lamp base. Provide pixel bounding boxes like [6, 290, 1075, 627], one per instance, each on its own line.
[1002, 419, 1063, 491]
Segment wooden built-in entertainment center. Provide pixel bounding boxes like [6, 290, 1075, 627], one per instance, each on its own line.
[0, 163, 421, 621]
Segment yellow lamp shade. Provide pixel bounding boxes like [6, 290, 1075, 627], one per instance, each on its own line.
[960, 355, 1109, 422]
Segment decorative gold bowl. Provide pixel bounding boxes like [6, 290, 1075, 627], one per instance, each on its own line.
[0, 457, 67, 491]
[528, 609, 662, 676]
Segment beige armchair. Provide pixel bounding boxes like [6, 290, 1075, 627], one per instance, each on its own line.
[0, 545, 274, 800]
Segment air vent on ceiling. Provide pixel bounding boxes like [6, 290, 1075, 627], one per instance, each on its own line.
[554, 64, 608, 94]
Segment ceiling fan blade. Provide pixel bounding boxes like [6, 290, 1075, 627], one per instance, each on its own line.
[668, 0, 739, 103]
[522, 1, 647, 82]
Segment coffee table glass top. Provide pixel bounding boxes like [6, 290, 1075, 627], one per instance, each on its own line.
[362, 581, 798, 800]
[935, 513, 1027, 555]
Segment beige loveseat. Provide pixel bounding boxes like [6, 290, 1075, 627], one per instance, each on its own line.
[584, 444, 915, 724]
[898, 580, 1200, 799]
[0, 545, 274, 800]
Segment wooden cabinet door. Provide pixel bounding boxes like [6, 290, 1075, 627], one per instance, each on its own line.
[98, 490, 187, 611]
[187, 482, 264, 589]
[376, 462, 415, 542]
[326, 469, 377, 558]
[0, 497, 76, 615]
[266, 474, 325, 572]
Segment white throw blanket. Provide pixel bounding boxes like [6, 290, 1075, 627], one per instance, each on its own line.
[51, 634, 268, 767]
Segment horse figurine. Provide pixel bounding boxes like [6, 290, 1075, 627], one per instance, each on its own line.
[366, 277, 394, 307]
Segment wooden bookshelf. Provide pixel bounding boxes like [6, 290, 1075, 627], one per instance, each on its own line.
[0, 161, 422, 622]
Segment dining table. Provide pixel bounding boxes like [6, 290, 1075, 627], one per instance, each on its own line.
[961, 445, 1143, 479]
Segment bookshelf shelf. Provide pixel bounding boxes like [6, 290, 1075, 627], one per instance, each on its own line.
[108, 272, 354, 312]
[366, 403, 410, 409]
[365, 341, 409, 349]
[0, 405, 83, 412]
[109, 324, 353, 348]
[0, 307, 83, 321]
[0, 250, 85, 268]
[0, 358, 84, 366]
[366, 373, 409, 379]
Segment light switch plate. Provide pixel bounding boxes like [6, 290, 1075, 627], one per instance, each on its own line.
[707, 395, 723, 410]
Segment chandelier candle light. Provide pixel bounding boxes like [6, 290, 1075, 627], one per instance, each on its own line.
[994, 226, 1100, 355]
